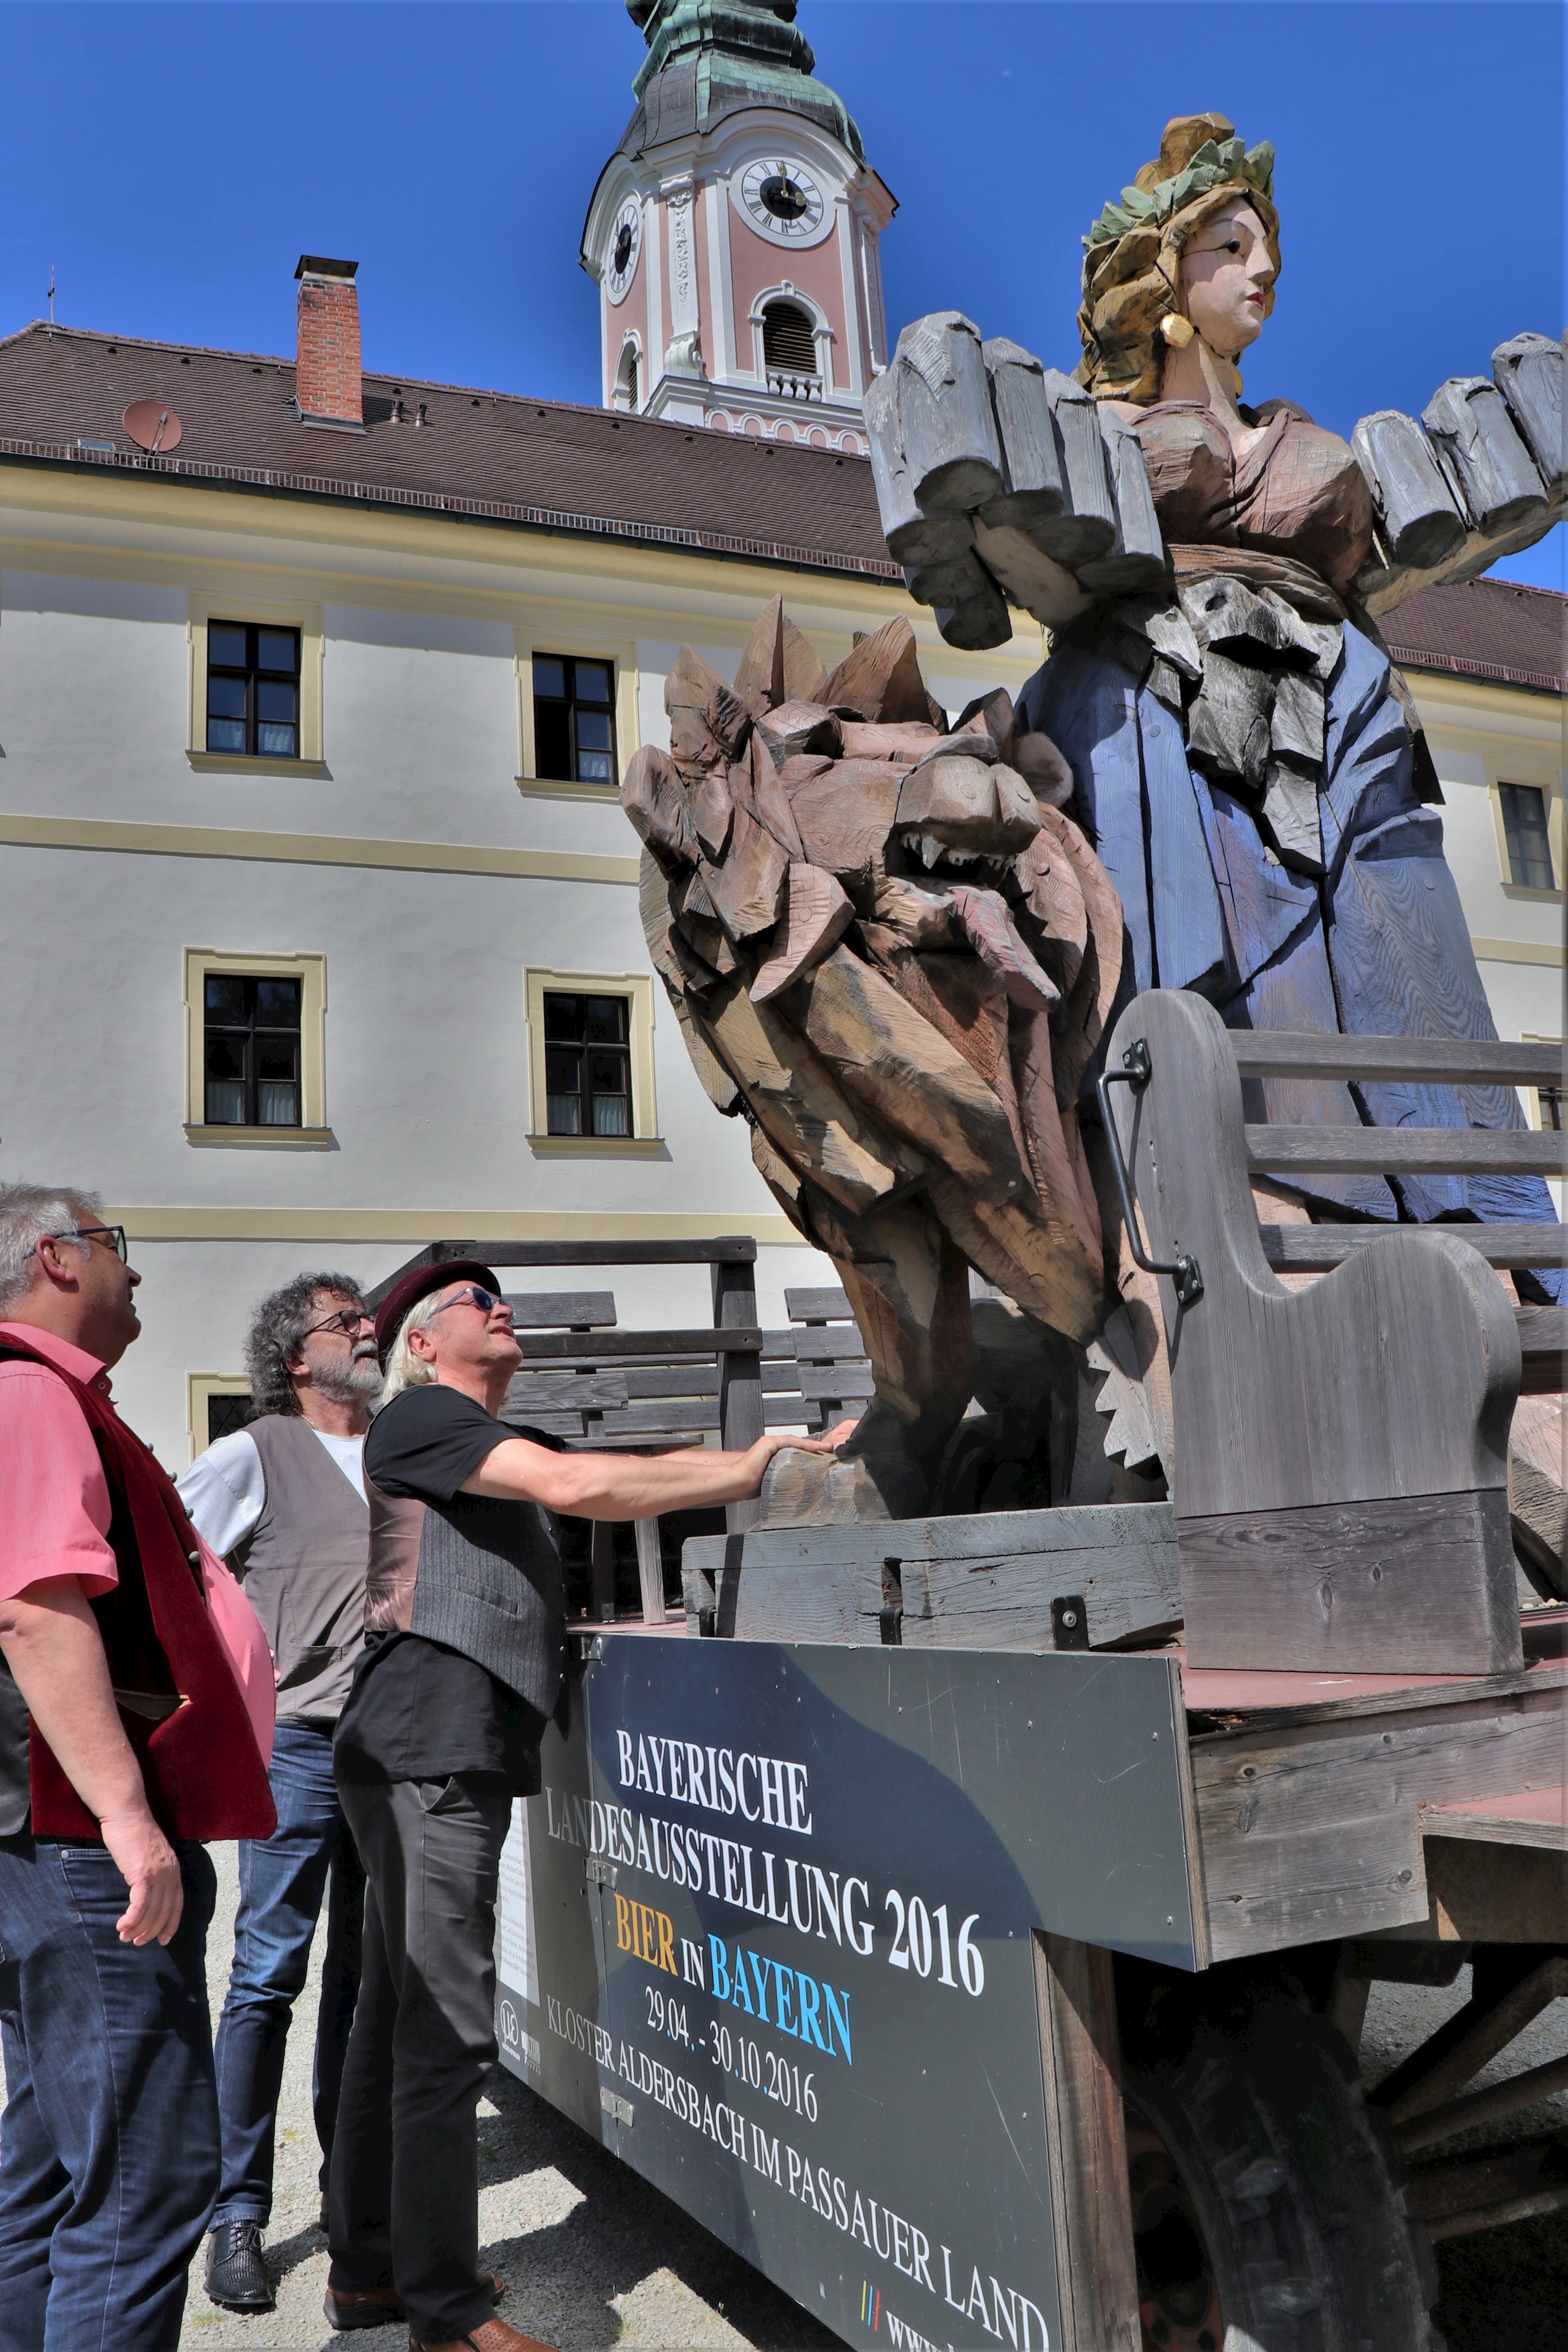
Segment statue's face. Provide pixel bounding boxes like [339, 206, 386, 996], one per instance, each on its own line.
[1179, 200, 1276, 357]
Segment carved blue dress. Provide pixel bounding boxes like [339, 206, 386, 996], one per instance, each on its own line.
[1019, 568, 1562, 1303]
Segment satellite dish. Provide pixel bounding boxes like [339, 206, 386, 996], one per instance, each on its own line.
[122, 400, 183, 454]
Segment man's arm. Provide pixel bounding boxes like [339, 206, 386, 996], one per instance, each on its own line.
[0, 1579, 182, 1947]
[462, 1425, 857, 1518]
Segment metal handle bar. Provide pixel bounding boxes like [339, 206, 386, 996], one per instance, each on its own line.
[1094, 1039, 1205, 1310]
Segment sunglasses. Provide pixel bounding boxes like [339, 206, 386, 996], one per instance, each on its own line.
[303, 1305, 375, 1341]
[428, 1285, 509, 1322]
[47, 1224, 129, 1264]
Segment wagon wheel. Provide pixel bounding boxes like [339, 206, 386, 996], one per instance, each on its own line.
[1122, 1994, 1444, 2351]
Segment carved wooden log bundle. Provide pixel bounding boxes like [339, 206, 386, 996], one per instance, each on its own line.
[870, 312, 1565, 634]
[622, 596, 1127, 1511]
[865, 316, 1170, 648]
[1422, 375, 1548, 539]
[1353, 332, 1566, 616]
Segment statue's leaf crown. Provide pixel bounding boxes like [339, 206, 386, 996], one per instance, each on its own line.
[1084, 136, 1276, 251]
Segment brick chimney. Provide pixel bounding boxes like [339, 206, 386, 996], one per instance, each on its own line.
[294, 256, 363, 430]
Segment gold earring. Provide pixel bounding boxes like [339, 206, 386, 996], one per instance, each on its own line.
[1159, 313, 1195, 349]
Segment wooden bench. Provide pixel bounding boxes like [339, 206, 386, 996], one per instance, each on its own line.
[1101, 996, 1566, 1675]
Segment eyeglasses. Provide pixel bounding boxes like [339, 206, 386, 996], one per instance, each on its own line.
[46, 1224, 129, 1263]
[428, 1286, 509, 1322]
[303, 1305, 374, 1341]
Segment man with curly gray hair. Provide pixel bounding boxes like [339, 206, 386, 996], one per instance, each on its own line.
[177, 1271, 380, 2315]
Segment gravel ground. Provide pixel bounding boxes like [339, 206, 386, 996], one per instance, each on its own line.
[4, 1846, 1562, 2348]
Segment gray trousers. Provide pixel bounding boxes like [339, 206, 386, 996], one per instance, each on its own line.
[326, 1773, 512, 2341]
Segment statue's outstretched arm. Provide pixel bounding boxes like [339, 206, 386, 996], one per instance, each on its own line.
[1353, 331, 1564, 616]
[870, 313, 1564, 644]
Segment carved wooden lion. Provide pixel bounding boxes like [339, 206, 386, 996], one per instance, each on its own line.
[623, 595, 1128, 1520]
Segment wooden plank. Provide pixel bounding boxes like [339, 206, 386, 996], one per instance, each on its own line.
[502, 1290, 618, 1329]
[513, 1327, 763, 1363]
[685, 1501, 1176, 1574]
[1190, 1674, 1567, 1960]
[621, 1366, 722, 1399]
[1034, 1935, 1141, 2352]
[785, 1286, 853, 1321]
[683, 1503, 1182, 1654]
[1245, 1123, 1565, 1177]
[690, 1557, 868, 1645]
[903, 1540, 1180, 1654]
[1516, 1303, 1565, 1360]
[1177, 1491, 1523, 1677]
[1259, 1221, 1563, 1273]
[1183, 1655, 1568, 1734]
[1229, 1031, 1563, 1087]
[787, 1326, 871, 1362]
[611, 1399, 723, 1436]
[715, 1255, 763, 1532]
[1424, 1786, 1566, 1850]
[797, 1364, 876, 1402]
[634, 1518, 665, 1624]
[504, 1370, 630, 1413]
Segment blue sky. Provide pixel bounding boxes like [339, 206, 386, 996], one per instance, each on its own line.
[1, 1, 1561, 587]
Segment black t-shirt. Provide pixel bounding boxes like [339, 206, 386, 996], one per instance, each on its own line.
[334, 1386, 556, 1794]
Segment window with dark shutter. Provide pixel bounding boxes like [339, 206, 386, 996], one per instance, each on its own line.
[762, 301, 817, 376]
[207, 623, 301, 759]
[542, 993, 632, 1136]
[203, 975, 303, 1127]
[1499, 783, 1555, 889]
[208, 1392, 258, 1444]
[532, 656, 618, 786]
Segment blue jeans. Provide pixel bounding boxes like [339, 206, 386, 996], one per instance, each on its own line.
[212, 1717, 364, 2226]
[0, 1833, 218, 2352]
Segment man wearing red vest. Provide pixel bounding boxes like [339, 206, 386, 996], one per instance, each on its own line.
[0, 1184, 277, 2352]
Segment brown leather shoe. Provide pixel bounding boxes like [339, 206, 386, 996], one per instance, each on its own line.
[410, 2322, 555, 2352]
[326, 2275, 505, 2332]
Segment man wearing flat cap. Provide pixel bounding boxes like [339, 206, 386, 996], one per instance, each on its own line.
[324, 1260, 850, 2352]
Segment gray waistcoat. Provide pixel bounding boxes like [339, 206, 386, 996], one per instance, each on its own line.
[365, 1468, 566, 1720]
[239, 1415, 369, 1724]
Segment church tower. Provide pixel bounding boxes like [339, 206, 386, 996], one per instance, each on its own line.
[580, 0, 896, 452]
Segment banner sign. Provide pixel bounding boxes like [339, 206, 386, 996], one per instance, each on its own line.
[495, 1637, 1195, 2350]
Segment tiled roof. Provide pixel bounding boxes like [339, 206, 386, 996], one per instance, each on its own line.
[1381, 575, 1565, 698]
[0, 319, 1561, 693]
[0, 319, 900, 582]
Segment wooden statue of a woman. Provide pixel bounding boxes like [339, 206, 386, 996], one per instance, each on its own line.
[873, 110, 1563, 1287]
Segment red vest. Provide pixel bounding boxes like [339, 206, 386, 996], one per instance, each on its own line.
[1, 1337, 276, 1843]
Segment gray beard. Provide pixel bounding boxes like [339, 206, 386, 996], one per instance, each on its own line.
[308, 1349, 384, 1409]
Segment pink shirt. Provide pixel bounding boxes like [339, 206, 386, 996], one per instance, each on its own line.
[0, 1321, 275, 1765]
[0, 1323, 119, 1603]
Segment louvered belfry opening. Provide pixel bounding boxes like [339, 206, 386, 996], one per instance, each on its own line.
[762, 301, 818, 377]
[615, 343, 639, 411]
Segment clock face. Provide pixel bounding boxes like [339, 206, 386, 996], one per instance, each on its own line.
[740, 158, 827, 242]
[605, 199, 641, 304]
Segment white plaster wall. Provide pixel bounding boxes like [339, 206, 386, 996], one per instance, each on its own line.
[0, 844, 785, 1216]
